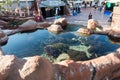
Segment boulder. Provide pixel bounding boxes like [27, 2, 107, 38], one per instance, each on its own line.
[6, 29, 20, 36]
[54, 18, 67, 29]
[37, 22, 51, 29]
[20, 56, 54, 80]
[47, 24, 63, 33]
[19, 20, 37, 32]
[0, 55, 54, 80]
[1, 48, 120, 80]
[77, 28, 90, 35]
[53, 48, 120, 80]
[0, 29, 6, 38]
[0, 48, 3, 56]
[111, 25, 120, 34]
[0, 20, 8, 28]
[0, 55, 18, 80]
[0, 25, 4, 29]
[0, 29, 8, 45]
[87, 19, 99, 30]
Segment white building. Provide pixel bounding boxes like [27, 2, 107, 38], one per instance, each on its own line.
[67, 0, 83, 8]
[67, 0, 106, 8]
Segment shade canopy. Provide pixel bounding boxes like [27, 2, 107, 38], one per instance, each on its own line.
[40, 0, 65, 7]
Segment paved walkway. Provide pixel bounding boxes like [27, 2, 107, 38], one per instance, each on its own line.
[66, 7, 110, 27]
[46, 7, 110, 27]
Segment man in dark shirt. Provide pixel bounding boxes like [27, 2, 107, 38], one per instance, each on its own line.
[88, 12, 92, 19]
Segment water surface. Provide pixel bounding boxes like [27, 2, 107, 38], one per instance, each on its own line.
[2, 25, 120, 58]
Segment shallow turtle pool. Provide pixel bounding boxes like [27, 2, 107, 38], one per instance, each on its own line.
[1, 24, 120, 60]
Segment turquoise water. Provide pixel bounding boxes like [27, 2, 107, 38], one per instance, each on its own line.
[1, 25, 120, 58]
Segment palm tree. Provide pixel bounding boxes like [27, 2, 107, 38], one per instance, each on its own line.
[35, 0, 44, 21]
[35, 0, 41, 16]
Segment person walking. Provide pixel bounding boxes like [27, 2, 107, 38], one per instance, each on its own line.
[88, 12, 92, 19]
[108, 12, 113, 22]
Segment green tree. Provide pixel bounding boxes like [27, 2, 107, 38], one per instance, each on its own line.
[6, 0, 11, 5]
[6, 0, 12, 11]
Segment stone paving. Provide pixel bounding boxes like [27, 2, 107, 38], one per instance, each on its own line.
[46, 7, 111, 28]
[66, 7, 110, 27]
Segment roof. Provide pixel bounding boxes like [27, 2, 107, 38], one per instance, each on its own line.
[40, 0, 65, 7]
